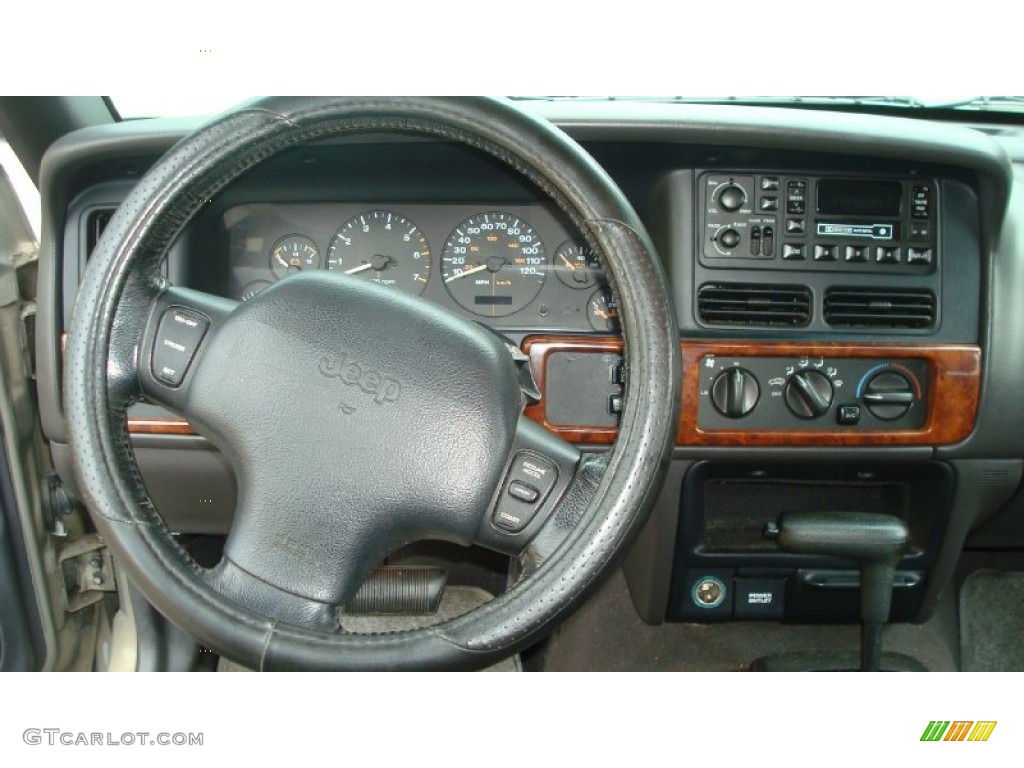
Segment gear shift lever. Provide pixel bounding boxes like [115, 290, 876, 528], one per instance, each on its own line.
[764, 511, 909, 672]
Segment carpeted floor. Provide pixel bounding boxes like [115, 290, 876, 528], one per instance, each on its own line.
[959, 570, 1024, 671]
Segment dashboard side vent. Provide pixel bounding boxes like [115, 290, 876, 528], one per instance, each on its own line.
[85, 208, 116, 258]
[697, 283, 811, 327]
[824, 287, 936, 329]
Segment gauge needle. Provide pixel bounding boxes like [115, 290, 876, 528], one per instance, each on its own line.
[273, 252, 290, 269]
[345, 262, 375, 275]
[445, 263, 490, 283]
[560, 254, 578, 269]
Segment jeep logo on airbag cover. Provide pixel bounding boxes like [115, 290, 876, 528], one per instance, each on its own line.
[319, 352, 402, 404]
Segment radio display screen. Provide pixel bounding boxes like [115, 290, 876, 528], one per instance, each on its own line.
[816, 179, 902, 217]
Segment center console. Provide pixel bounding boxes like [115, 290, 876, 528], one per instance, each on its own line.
[526, 163, 985, 629]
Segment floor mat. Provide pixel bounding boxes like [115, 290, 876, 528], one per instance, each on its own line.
[960, 570, 1024, 671]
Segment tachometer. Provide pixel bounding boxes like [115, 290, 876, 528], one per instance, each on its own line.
[326, 211, 431, 295]
[441, 212, 547, 317]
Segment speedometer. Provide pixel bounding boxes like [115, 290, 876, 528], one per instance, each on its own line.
[441, 212, 547, 317]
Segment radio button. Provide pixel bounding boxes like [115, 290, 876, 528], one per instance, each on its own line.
[717, 228, 741, 249]
[760, 197, 779, 212]
[785, 219, 805, 235]
[787, 199, 806, 215]
[718, 185, 747, 212]
[845, 245, 868, 262]
[762, 226, 775, 257]
[761, 177, 780, 191]
[782, 244, 805, 260]
[814, 245, 836, 261]
[910, 222, 931, 241]
[912, 185, 931, 219]
[907, 248, 933, 265]
[875, 247, 901, 264]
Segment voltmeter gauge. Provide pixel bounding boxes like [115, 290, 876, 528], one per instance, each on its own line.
[269, 235, 320, 279]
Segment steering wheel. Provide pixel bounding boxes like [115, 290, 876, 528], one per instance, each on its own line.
[64, 97, 681, 670]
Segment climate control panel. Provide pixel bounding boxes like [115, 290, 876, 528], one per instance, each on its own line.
[697, 354, 929, 431]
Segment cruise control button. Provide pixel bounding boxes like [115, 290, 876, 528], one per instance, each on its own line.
[492, 452, 560, 534]
[508, 481, 540, 504]
[151, 308, 210, 387]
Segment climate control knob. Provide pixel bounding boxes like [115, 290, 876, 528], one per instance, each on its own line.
[711, 367, 760, 418]
[862, 371, 915, 420]
[784, 370, 834, 419]
[718, 184, 746, 212]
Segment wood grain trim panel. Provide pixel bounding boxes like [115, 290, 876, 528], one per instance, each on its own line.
[126, 338, 981, 446]
[678, 341, 980, 446]
[522, 336, 981, 447]
[127, 417, 196, 435]
[521, 335, 623, 445]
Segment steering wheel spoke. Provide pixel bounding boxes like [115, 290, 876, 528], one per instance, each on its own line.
[135, 285, 238, 425]
[474, 415, 581, 556]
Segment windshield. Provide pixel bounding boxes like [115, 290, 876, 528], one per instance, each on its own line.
[110, 95, 1024, 120]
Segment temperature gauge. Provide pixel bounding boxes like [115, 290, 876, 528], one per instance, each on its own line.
[587, 288, 620, 332]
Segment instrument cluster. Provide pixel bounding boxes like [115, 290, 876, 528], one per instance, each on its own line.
[224, 202, 619, 333]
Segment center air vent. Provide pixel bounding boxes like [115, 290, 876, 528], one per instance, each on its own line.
[697, 283, 811, 327]
[824, 287, 936, 329]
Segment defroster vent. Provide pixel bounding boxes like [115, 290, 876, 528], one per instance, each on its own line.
[824, 287, 936, 329]
[698, 283, 811, 327]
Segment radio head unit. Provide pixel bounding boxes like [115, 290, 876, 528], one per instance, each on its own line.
[699, 172, 937, 272]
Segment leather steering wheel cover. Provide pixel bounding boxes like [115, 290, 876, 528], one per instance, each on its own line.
[65, 96, 681, 670]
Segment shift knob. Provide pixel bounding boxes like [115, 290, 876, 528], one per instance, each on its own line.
[765, 511, 909, 627]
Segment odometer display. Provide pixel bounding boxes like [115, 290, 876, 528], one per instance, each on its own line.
[441, 212, 547, 317]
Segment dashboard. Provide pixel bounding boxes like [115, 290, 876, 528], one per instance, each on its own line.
[35, 100, 1024, 631]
